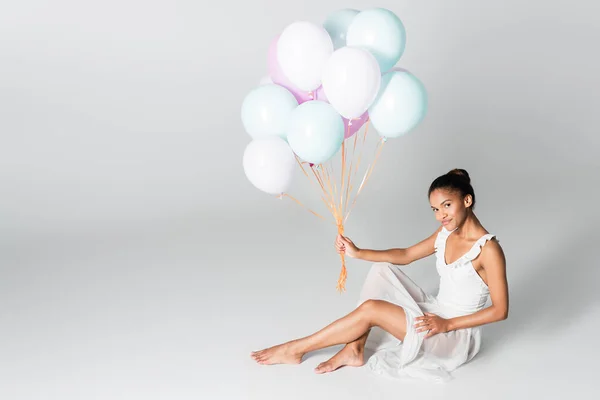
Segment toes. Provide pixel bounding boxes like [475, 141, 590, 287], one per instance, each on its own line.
[315, 362, 331, 374]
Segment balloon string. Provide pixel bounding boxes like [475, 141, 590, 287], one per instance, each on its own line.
[327, 162, 338, 203]
[345, 138, 385, 223]
[340, 132, 347, 213]
[294, 155, 311, 178]
[315, 167, 336, 215]
[281, 193, 334, 225]
[344, 119, 366, 217]
[335, 126, 351, 292]
[344, 159, 353, 217]
[311, 166, 335, 208]
[329, 159, 337, 198]
[336, 222, 347, 293]
[320, 163, 332, 201]
[294, 155, 337, 219]
[296, 156, 331, 203]
[319, 163, 339, 220]
[362, 139, 385, 190]
[344, 119, 369, 220]
[346, 120, 369, 206]
[289, 118, 380, 292]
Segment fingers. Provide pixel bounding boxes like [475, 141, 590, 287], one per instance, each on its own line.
[414, 316, 431, 333]
[338, 235, 352, 244]
[335, 235, 355, 255]
[424, 326, 439, 338]
[415, 314, 443, 337]
[334, 241, 346, 254]
[335, 235, 349, 254]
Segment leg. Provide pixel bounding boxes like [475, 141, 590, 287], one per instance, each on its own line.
[314, 329, 370, 374]
[250, 300, 407, 365]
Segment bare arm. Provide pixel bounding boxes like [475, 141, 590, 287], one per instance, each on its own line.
[447, 239, 509, 331]
[337, 226, 442, 266]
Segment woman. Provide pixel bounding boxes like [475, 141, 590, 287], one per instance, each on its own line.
[250, 169, 508, 381]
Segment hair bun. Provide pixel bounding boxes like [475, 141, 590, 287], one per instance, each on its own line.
[447, 168, 470, 183]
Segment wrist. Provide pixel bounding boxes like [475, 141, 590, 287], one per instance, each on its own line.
[355, 248, 363, 259]
[446, 318, 457, 332]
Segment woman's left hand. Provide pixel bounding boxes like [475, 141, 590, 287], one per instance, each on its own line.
[414, 313, 450, 338]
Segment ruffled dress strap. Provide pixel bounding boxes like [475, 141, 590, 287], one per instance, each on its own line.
[449, 233, 496, 268]
[435, 228, 497, 269]
[463, 234, 496, 261]
[434, 227, 452, 252]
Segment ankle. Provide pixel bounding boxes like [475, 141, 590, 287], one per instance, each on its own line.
[347, 343, 363, 354]
[288, 340, 305, 355]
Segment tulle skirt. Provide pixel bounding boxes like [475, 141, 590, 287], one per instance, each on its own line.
[357, 263, 482, 382]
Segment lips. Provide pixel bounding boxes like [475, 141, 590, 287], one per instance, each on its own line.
[442, 220, 451, 225]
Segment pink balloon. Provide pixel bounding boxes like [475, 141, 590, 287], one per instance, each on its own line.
[344, 111, 369, 139]
[268, 36, 315, 104]
[315, 87, 368, 139]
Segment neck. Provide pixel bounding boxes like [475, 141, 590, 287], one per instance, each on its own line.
[453, 211, 482, 239]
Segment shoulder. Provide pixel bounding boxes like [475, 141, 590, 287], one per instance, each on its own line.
[480, 237, 506, 268]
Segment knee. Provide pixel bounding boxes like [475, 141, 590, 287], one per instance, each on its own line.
[357, 299, 387, 326]
[358, 299, 384, 314]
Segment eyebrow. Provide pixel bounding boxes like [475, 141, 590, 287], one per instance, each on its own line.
[431, 199, 451, 208]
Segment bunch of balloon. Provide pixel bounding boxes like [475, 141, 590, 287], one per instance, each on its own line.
[241, 8, 428, 293]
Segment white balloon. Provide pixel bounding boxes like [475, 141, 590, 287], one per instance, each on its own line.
[277, 21, 334, 91]
[243, 137, 296, 195]
[321, 47, 381, 119]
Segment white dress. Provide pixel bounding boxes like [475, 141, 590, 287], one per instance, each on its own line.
[357, 227, 496, 382]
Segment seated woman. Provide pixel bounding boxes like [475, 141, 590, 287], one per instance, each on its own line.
[251, 169, 508, 381]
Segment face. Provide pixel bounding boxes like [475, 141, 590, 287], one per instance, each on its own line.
[429, 188, 472, 229]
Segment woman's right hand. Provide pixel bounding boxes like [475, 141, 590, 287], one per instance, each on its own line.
[335, 234, 360, 258]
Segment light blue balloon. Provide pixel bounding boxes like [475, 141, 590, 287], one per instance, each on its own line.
[241, 84, 298, 140]
[346, 8, 406, 73]
[323, 9, 360, 49]
[368, 70, 427, 138]
[287, 101, 344, 164]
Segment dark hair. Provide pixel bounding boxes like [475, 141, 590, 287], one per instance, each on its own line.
[428, 169, 476, 209]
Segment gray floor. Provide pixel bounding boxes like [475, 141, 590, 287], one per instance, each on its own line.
[2, 205, 599, 399]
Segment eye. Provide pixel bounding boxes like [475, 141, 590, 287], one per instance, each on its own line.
[445, 203, 451, 207]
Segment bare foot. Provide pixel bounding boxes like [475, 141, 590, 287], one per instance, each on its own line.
[250, 342, 303, 365]
[314, 344, 364, 374]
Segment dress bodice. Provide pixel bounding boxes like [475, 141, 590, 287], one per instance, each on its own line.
[434, 227, 496, 316]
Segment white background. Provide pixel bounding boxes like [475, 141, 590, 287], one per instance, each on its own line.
[1, 0, 599, 398]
